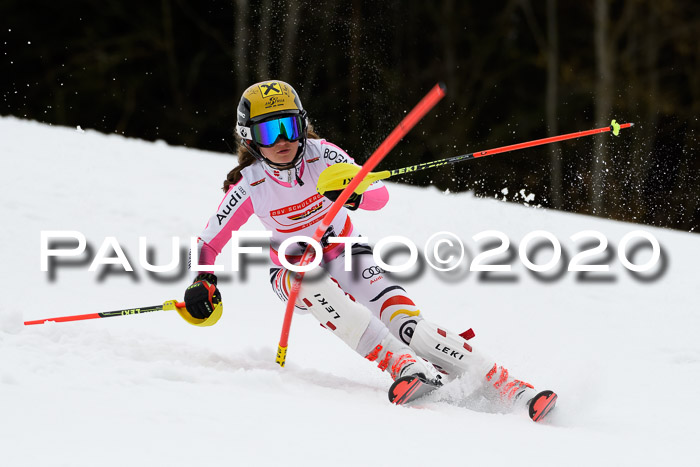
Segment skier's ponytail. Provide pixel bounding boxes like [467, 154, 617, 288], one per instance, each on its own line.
[222, 123, 321, 193]
[222, 140, 255, 193]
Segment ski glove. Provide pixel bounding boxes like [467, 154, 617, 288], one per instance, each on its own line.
[184, 273, 222, 319]
[323, 190, 363, 210]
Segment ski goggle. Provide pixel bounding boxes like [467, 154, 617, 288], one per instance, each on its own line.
[237, 115, 304, 147]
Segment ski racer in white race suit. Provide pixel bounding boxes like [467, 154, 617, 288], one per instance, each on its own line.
[183, 80, 555, 418]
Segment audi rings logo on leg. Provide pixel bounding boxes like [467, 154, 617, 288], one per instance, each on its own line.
[362, 266, 386, 280]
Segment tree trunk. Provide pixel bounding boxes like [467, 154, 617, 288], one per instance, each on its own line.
[635, 1, 660, 223]
[280, 0, 300, 81]
[518, 0, 562, 209]
[349, 0, 362, 140]
[546, 0, 562, 209]
[162, 0, 183, 109]
[257, 0, 272, 80]
[234, 0, 249, 91]
[591, 0, 613, 215]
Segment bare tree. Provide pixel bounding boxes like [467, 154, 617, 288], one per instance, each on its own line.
[519, 0, 562, 208]
[234, 0, 249, 90]
[349, 0, 362, 138]
[257, 0, 272, 80]
[545, 0, 561, 209]
[161, 0, 184, 109]
[591, 0, 613, 215]
[279, 0, 300, 81]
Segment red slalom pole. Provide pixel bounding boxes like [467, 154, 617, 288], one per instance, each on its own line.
[24, 300, 187, 326]
[275, 83, 447, 367]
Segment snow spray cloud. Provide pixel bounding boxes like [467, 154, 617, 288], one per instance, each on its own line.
[39, 230, 667, 284]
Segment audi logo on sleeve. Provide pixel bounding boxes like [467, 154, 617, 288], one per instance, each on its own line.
[362, 266, 385, 280]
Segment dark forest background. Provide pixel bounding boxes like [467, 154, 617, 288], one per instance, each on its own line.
[2, 0, 698, 232]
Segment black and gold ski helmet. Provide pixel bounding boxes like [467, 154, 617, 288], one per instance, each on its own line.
[235, 80, 308, 169]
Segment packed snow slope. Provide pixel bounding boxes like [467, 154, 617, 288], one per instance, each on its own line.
[1, 116, 698, 466]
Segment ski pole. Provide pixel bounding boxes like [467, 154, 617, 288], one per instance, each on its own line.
[276, 82, 447, 367]
[317, 120, 634, 195]
[24, 300, 186, 325]
[24, 300, 223, 327]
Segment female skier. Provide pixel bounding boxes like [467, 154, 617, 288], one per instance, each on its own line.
[183, 80, 556, 420]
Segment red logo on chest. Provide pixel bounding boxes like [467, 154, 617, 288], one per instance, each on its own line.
[269, 193, 329, 231]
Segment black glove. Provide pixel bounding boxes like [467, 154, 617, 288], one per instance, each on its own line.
[323, 190, 363, 210]
[184, 273, 222, 319]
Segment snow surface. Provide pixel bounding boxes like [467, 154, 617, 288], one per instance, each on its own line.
[1, 116, 699, 466]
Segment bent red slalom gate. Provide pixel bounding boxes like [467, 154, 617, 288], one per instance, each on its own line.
[317, 120, 635, 194]
[275, 83, 447, 367]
